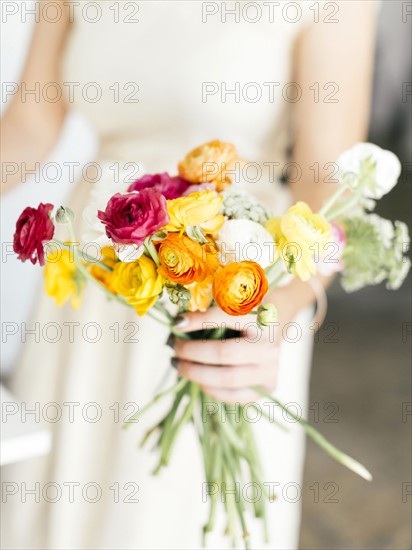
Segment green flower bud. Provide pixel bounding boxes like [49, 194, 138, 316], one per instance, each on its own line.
[151, 230, 168, 242]
[257, 303, 278, 327]
[167, 284, 191, 308]
[185, 226, 208, 243]
[55, 206, 74, 224]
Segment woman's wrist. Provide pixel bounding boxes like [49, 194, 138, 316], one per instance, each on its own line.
[268, 273, 334, 326]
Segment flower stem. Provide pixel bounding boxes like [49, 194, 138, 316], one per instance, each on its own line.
[55, 229, 174, 324]
[201, 416, 221, 545]
[268, 270, 288, 290]
[216, 422, 251, 550]
[154, 382, 200, 472]
[265, 258, 289, 290]
[318, 184, 350, 217]
[144, 237, 160, 266]
[146, 311, 172, 326]
[154, 302, 174, 323]
[76, 260, 130, 306]
[50, 239, 112, 271]
[124, 377, 189, 428]
[61, 225, 133, 307]
[326, 194, 360, 221]
[253, 386, 372, 481]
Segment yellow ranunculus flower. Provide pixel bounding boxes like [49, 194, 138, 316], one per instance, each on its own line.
[111, 255, 164, 315]
[266, 202, 332, 281]
[164, 190, 224, 234]
[45, 249, 84, 309]
[199, 214, 225, 235]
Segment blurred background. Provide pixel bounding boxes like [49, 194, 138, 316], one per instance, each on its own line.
[1, 1, 411, 548]
[301, 2, 411, 548]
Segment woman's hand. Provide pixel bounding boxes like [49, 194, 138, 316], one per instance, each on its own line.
[173, 306, 279, 403]
[172, 279, 319, 404]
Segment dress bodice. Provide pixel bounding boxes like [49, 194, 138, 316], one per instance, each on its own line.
[62, 1, 314, 173]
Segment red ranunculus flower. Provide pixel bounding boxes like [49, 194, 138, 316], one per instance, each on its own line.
[128, 173, 190, 200]
[98, 190, 169, 246]
[13, 203, 55, 266]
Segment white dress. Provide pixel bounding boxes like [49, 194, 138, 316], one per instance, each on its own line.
[2, 2, 319, 549]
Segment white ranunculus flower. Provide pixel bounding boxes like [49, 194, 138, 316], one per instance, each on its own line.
[336, 142, 401, 199]
[82, 160, 145, 257]
[216, 219, 275, 268]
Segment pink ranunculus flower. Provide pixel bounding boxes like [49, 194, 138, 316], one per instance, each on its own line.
[128, 173, 190, 200]
[317, 223, 346, 276]
[97, 190, 169, 246]
[13, 203, 55, 266]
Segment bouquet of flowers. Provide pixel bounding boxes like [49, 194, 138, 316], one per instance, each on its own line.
[13, 140, 410, 548]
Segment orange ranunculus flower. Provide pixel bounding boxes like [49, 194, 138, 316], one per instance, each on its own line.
[178, 140, 238, 192]
[158, 233, 212, 285]
[186, 241, 220, 311]
[213, 261, 268, 316]
[89, 247, 117, 292]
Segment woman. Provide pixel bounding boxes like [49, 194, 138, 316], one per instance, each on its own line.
[1, 1, 378, 548]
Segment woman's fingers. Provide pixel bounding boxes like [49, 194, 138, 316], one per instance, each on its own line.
[177, 360, 274, 389]
[171, 307, 280, 404]
[174, 306, 257, 333]
[174, 337, 273, 366]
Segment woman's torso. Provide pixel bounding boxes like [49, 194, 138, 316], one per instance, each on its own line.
[62, 0, 313, 173]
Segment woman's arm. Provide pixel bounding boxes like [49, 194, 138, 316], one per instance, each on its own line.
[291, 0, 378, 211]
[174, 2, 379, 402]
[1, 0, 71, 194]
[272, 0, 379, 322]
